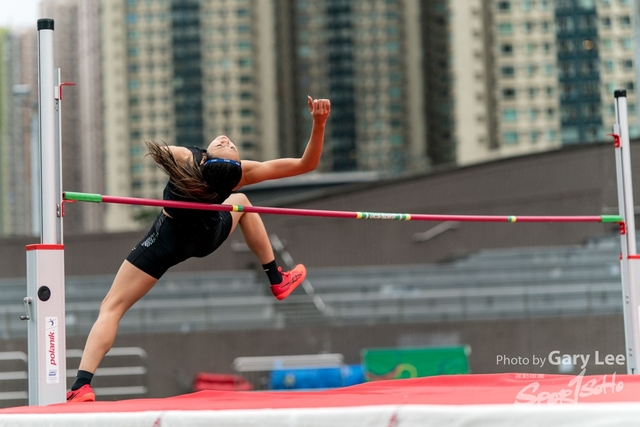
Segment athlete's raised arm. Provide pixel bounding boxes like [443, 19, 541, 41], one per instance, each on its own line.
[235, 96, 331, 189]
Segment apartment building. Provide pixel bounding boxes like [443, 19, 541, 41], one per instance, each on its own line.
[283, 0, 427, 173]
[497, 0, 636, 150]
[434, 0, 638, 166]
[0, 28, 37, 237]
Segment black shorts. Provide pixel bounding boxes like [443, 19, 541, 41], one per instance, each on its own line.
[126, 210, 233, 279]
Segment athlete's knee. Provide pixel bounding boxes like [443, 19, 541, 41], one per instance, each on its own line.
[99, 293, 130, 318]
[227, 193, 251, 206]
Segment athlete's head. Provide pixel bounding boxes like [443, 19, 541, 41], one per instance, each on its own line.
[206, 135, 240, 162]
[200, 156, 242, 197]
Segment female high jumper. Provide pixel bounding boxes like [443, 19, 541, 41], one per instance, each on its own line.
[67, 96, 331, 402]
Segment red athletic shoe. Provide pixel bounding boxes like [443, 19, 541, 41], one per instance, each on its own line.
[271, 265, 306, 300]
[66, 384, 95, 402]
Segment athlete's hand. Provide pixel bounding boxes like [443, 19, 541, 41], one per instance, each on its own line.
[308, 96, 331, 125]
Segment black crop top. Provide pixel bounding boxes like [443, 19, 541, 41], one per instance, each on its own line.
[162, 146, 232, 220]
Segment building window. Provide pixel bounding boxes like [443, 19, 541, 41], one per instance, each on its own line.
[501, 43, 514, 55]
[498, 22, 513, 34]
[503, 131, 518, 144]
[530, 130, 540, 143]
[561, 83, 576, 98]
[386, 42, 399, 52]
[503, 88, 516, 99]
[501, 66, 515, 77]
[559, 62, 576, 78]
[584, 81, 599, 95]
[298, 46, 311, 57]
[578, 0, 596, 9]
[388, 87, 402, 98]
[497, 1, 511, 11]
[604, 59, 614, 72]
[562, 127, 580, 143]
[620, 15, 631, 28]
[561, 105, 578, 120]
[557, 17, 574, 32]
[502, 109, 518, 122]
[558, 40, 574, 54]
[584, 103, 600, 118]
[238, 58, 252, 68]
[390, 134, 403, 145]
[525, 43, 536, 55]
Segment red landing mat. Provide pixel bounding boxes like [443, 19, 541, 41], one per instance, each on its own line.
[1, 372, 638, 414]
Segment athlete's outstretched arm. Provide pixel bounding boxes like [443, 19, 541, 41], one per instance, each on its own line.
[235, 96, 331, 189]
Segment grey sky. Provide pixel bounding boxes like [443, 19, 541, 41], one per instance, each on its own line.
[0, 0, 41, 29]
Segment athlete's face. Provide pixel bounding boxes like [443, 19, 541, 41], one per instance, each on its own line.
[207, 135, 240, 162]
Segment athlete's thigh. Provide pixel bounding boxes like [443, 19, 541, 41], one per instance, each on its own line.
[102, 260, 158, 315]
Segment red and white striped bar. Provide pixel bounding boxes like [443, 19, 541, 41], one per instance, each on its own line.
[62, 192, 623, 224]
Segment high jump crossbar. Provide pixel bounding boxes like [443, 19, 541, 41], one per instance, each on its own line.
[62, 192, 623, 224]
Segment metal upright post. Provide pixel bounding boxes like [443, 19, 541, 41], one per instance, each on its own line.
[22, 18, 67, 405]
[614, 90, 639, 374]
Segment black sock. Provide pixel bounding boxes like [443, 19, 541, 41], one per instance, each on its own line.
[262, 260, 282, 285]
[71, 370, 94, 391]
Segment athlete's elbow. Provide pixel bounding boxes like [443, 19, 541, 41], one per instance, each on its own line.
[299, 159, 318, 173]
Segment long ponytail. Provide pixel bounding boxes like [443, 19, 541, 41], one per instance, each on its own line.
[145, 140, 242, 203]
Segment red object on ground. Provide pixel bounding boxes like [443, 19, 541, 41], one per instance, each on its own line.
[1, 373, 639, 414]
[192, 373, 252, 392]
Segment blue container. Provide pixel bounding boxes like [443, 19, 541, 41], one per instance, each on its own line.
[270, 365, 364, 390]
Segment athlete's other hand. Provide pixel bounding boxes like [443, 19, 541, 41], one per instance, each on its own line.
[308, 96, 331, 125]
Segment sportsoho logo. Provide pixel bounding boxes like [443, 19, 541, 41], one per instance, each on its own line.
[514, 370, 624, 404]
